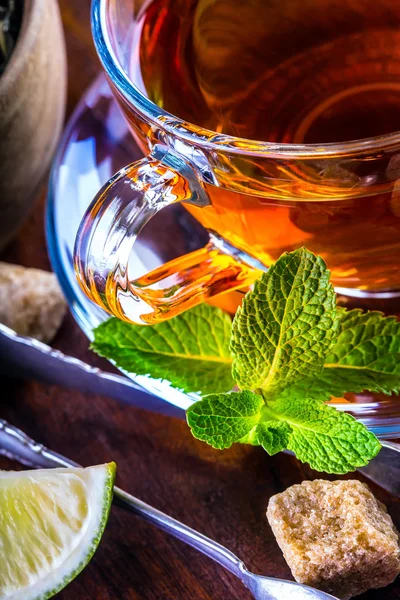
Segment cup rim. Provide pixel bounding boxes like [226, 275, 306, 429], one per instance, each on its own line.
[93, 0, 400, 159]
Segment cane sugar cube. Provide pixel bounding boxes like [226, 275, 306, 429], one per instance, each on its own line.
[267, 479, 400, 599]
[0, 262, 66, 342]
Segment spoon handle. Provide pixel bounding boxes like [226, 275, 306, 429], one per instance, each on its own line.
[0, 419, 247, 581]
[113, 486, 246, 578]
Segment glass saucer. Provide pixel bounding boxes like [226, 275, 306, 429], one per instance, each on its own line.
[46, 74, 400, 438]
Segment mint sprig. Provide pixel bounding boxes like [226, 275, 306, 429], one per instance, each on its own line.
[187, 393, 380, 473]
[91, 247, 399, 474]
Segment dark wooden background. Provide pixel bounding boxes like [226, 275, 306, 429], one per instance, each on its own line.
[1, 1, 399, 598]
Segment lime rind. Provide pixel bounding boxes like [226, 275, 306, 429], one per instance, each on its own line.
[0, 462, 116, 600]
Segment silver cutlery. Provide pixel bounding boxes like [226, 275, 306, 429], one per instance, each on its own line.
[0, 418, 338, 600]
[0, 322, 182, 417]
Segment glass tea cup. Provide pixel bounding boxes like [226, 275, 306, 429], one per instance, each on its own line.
[75, 0, 400, 325]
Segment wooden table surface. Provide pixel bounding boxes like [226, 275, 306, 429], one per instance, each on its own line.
[1, 2, 400, 599]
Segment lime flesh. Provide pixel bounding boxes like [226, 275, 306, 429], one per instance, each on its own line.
[0, 463, 116, 599]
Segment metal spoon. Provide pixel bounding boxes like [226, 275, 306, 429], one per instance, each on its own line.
[0, 419, 337, 600]
[2, 324, 399, 496]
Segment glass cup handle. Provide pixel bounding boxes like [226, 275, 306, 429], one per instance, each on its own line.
[74, 145, 260, 325]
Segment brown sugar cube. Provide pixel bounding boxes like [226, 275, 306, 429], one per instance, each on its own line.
[0, 262, 66, 343]
[267, 479, 400, 600]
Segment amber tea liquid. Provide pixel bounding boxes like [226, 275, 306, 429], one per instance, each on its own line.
[126, 0, 400, 292]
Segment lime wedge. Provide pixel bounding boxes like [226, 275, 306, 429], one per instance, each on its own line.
[0, 462, 116, 599]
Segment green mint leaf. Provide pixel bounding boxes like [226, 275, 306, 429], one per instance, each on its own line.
[256, 421, 292, 455]
[230, 247, 338, 393]
[266, 395, 380, 474]
[186, 391, 264, 449]
[296, 308, 400, 399]
[277, 381, 331, 403]
[91, 304, 234, 395]
[280, 381, 332, 402]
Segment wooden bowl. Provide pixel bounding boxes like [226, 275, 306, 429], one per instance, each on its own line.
[0, 0, 67, 251]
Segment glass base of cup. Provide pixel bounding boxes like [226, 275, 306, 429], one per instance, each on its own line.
[336, 286, 400, 300]
[46, 74, 400, 438]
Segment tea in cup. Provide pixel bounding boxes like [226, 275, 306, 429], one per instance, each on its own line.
[75, 0, 400, 324]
